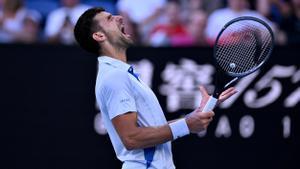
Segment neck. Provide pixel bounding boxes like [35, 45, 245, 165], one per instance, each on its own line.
[101, 44, 127, 62]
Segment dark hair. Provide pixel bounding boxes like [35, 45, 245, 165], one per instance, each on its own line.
[74, 7, 105, 55]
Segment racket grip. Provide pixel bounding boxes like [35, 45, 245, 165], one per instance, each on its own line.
[202, 96, 218, 112]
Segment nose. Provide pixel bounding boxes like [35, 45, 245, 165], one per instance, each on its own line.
[115, 15, 123, 23]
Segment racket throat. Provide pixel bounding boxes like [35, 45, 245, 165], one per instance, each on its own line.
[212, 77, 238, 98]
[224, 77, 239, 89]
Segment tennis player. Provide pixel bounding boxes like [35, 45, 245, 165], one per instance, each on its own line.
[74, 7, 237, 169]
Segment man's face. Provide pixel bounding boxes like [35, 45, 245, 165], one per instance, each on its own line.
[94, 11, 134, 49]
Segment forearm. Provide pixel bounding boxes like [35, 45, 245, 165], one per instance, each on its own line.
[122, 116, 193, 150]
[124, 124, 173, 150]
[113, 112, 185, 150]
[113, 108, 215, 150]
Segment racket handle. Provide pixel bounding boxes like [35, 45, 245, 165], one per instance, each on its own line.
[202, 96, 218, 112]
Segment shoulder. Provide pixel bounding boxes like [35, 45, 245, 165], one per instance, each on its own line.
[99, 66, 132, 90]
[105, 68, 130, 82]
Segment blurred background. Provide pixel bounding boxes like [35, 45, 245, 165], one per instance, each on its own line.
[1, 0, 299, 169]
[0, 0, 299, 46]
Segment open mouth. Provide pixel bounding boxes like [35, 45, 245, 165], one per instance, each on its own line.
[121, 26, 126, 34]
[120, 25, 130, 37]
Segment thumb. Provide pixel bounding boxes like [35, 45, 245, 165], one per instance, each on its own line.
[199, 85, 209, 97]
[199, 85, 210, 109]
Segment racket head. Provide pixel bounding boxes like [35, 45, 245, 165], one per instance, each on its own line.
[213, 16, 275, 78]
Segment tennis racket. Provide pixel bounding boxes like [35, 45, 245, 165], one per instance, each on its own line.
[202, 16, 275, 112]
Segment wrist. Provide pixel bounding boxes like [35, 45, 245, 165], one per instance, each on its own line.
[169, 118, 190, 140]
[184, 113, 192, 132]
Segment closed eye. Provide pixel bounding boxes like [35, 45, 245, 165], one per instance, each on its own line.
[107, 14, 112, 21]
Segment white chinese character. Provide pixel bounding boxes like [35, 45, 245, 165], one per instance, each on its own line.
[159, 58, 215, 112]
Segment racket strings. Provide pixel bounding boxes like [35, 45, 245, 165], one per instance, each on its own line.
[215, 20, 272, 75]
[216, 28, 250, 70]
[259, 32, 272, 62]
[254, 29, 272, 67]
[237, 26, 260, 71]
[218, 37, 253, 72]
[217, 25, 257, 73]
[216, 24, 251, 71]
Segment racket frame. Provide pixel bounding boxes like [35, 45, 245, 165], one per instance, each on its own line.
[202, 16, 275, 112]
[213, 16, 275, 78]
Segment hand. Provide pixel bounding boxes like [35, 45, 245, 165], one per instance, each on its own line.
[198, 86, 237, 110]
[184, 86, 237, 133]
[217, 87, 238, 104]
[185, 108, 214, 133]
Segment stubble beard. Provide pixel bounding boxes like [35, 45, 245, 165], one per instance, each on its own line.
[118, 34, 134, 49]
[106, 30, 134, 51]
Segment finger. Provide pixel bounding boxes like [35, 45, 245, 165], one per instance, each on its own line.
[220, 90, 237, 100]
[220, 87, 236, 96]
[207, 116, 213, 122]
[199, 85, 209, 97]
[210, 111, 215, 117]
[199, 111, 215, 118]
[204, 123, 210, 129]
[219, 88, 236, 100]
[202, 122, 211, 129]
[199, 85, 210, 108]
[205, 117, 214, 124]
[201, 118, 214, 125]
[219, 89, 238, 102]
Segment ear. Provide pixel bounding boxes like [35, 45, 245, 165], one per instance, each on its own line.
[92, 32, 106, 42]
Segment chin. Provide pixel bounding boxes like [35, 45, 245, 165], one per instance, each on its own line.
[126, 38, 134, 46]
[120, 35, 134, 47]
